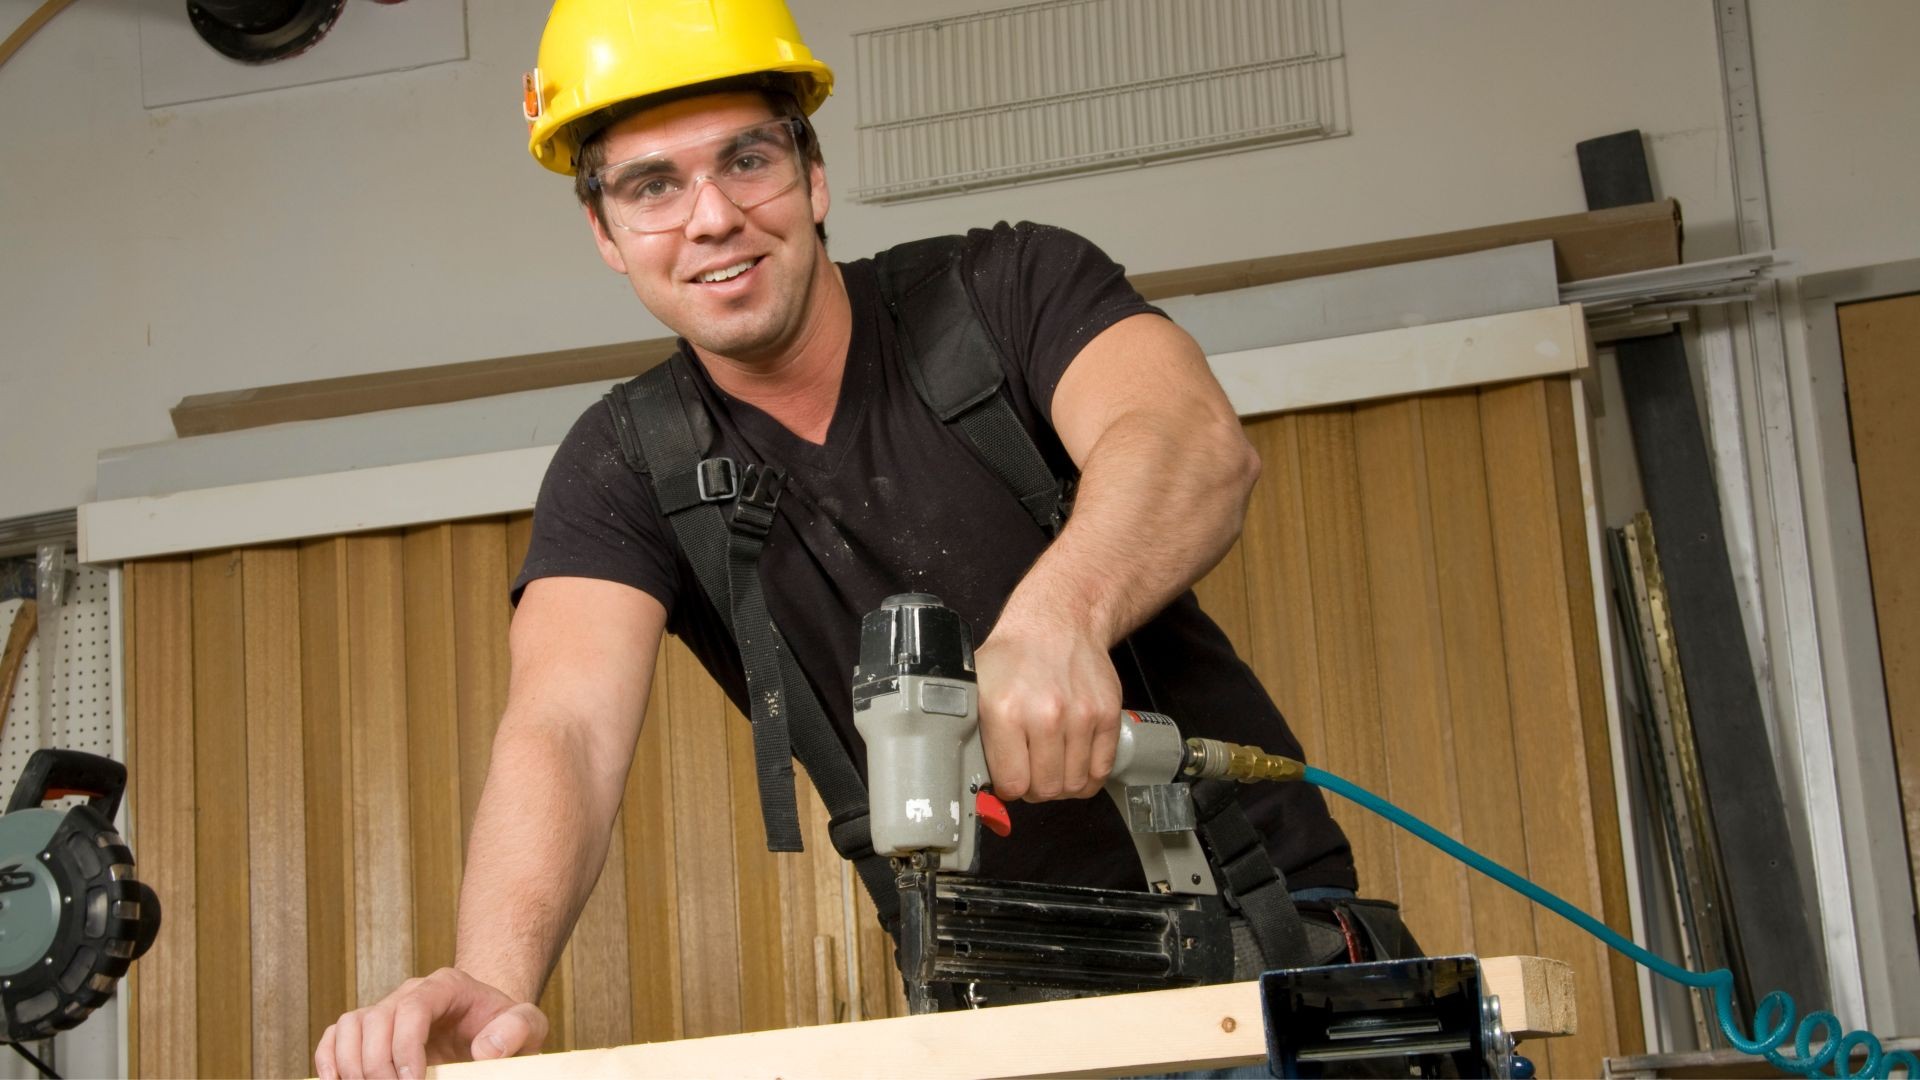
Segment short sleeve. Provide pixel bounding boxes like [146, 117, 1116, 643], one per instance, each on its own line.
[510, 399, 683, 613]
[962, 221, 1166, 420]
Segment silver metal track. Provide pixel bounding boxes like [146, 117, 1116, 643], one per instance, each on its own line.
[1712, 0, 1864, 1025]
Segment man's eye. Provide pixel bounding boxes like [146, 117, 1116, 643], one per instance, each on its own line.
[633, 177, 678, 201]
[728, 152, 771, 175]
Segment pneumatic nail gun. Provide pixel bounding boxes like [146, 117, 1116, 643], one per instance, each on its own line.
[850, 593, 1298, 1014]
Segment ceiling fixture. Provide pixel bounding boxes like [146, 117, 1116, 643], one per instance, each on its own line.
[186, 0, 349, 64]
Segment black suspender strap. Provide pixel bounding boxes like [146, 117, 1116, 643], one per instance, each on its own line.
[876, 236, 1068, 537]
[1190, 779, 1314, 969]
[605, 359, 902, 928]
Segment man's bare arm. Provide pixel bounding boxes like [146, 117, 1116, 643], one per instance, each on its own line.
[976, 312, 1259, 801]
[316, 576, 665, 1079]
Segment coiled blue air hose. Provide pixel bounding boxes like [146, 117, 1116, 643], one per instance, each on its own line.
[1303, 765, 1919, 1079]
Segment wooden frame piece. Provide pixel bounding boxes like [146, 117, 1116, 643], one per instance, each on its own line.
[431, 957, 1574, 1080]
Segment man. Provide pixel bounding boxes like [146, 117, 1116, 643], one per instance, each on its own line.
[315, 2, 1356, 1076]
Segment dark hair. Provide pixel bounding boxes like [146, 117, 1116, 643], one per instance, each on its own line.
[572, 76, 827, 243]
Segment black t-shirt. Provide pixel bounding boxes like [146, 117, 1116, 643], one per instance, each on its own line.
[515, 222, 1356, 893]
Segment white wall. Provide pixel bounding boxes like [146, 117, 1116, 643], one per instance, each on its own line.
[1, 0, 1915, 525]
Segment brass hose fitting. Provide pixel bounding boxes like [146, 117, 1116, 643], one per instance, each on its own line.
[1181, 737, 1305, 783]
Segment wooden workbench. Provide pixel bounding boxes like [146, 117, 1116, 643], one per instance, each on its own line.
[431, 956, 1575, 1079]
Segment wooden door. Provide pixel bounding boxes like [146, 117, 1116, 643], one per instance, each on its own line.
[1837, 292, 1920, 920]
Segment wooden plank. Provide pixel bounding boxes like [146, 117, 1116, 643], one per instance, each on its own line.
[1351, 400, 1473, 954]
[124, 570, 140, 1080]
[1415, 392, 1539, 962]
[1210, 305, 1590, 421]
[1134, 200, 1680, 299]
[403, 525, 465, 974]
[666, 638, 743, 1037]
[725, 697, 790, 1033]
[570, 808, 635, 1051]
[300, 538, 357, 1051]
[450, 520, 512, 850]
[129, 558, 197, 1079]
[625, 640, 683, 1042]
[165, 202, 1677, 439]
[778, 768, 841, 1028]
[1239, 416, 1328, 764]
[241, 546, 310, 1079]
[852, 867, 897, 1023]
[171, 339, 678, 436]
[1480, 380, 1616, 1076]
[191, 549, 252, 1079]
[1837, 294, 1920, 921]
[1293, 410, 1397, 901]
[1546, 378, 1646, 1055]
[346, 533, 416, 1005]
[431, 957, 1575, 1079]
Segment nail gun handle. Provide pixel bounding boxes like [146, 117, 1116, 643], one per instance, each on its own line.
[7, 748, 127, 821]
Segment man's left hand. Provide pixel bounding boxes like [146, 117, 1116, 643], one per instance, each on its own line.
[974, 618, 1122, 802]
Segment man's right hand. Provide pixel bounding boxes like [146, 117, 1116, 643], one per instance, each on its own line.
[314, 968, 548, 1079]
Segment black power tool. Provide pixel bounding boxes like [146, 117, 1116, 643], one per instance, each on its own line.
[0, 750, 160, 1049]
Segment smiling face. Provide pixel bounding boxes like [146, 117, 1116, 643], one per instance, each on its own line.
[585, 92, 835, 369]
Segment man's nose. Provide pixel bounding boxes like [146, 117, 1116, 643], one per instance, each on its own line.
[682, 176, 745, 240]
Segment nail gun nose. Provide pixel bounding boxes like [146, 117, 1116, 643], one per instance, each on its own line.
[975, 790, 1012, 837]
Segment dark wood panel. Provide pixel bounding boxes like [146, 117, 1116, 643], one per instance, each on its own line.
[727, 698, 790, 1033]
[402, 525, 464, 974]
[626, 642, 684, 1042]
[1294, 410, 1397, 901]
[666, 639, 743, 1037]
[345, 534, 416, 1004]
[1545, 378, 1645, 1055]
[1352, 400, 1473, 952]
[241, 546, 310, 1078]
[1239, 417, 1329, 764]
[129, 559, 198, 1079]
[191, 550, 252, 1078]
[298, 538, 356, 1051]
[450, 521, 511, 853]
[1416, 393, 1538, 962]
[1480, 381, 1616, 1077]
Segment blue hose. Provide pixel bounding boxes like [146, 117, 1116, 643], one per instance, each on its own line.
[1303, 765, 1918, 1079]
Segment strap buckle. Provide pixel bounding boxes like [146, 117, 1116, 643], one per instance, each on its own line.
[730, 464, 787, 541]
[696, 457, 738, 502]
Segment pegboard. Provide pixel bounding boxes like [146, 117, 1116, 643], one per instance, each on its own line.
[0, 560, 119, 811]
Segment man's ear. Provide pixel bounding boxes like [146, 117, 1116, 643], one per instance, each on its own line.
[586, 203, 628, 274]
[808, 160, 830, 226]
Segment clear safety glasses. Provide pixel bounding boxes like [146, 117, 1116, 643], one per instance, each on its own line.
[586, 117, 809, 234]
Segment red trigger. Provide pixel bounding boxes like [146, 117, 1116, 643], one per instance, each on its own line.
[975, 791, 1012, 837]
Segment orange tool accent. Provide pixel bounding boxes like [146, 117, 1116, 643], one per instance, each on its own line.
[975, 791, 1012, 837]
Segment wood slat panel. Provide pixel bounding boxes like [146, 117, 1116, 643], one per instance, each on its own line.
[402, 525, 463, 974]
[1416, 393, 1538, 962]
[129, 558, 197, 1079]
[345, 534, 416, 1005]
[1546, 379, 1645, 1055]
[853, 880, 898, 1022]
[242, 546, 310, 1079]
[299, 538, 356, 1050]
[451, 521, 511, 849]
[1352, 400, 1473, 952]
[726, 697, 790, 1033]
[777, 772, 844, 1029]
[191, 550, 252, 1078]
[1294, 410, 1397, 900]
[667, 638, 743, 1036]
[626, 641, 684, 1042]
[506, 514, 534, 585]
[1479, 381, 1616, 1076]
[570, 808, 634, 1050]
[1240, 417, 1329, 764]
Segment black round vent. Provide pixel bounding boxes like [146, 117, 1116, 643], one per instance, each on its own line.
[187, 0, 348, 64]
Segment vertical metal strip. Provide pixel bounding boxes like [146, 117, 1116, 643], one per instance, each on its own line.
[1714, 0, 1864, 1024]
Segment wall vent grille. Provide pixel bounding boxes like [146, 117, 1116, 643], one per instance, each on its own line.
[852, 0, 1347, 203]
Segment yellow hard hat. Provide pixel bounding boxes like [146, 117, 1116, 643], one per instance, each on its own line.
[523, 0, 835, 176]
